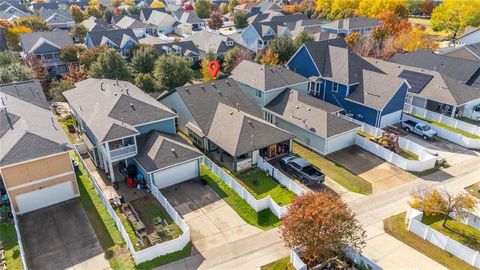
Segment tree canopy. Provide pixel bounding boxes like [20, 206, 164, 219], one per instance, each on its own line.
[153, 54, 194, 90]
[431, 0, 480, 40]
[195, 0, 212, 18]
[268, 35, 297, 63]
[0, 51, 33, 83]
[233, 12, 248, 29]
[14, 16, 48, 31]
[131, 45, 158, 73]
[88, 48, 132, 80]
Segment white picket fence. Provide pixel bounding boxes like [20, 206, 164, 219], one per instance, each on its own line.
[74, 144, 190, 265]
[337, 114, 437, 172]
[406, 208, 480, 268]
[290, 246, 382, 270]
[202, 156, 304, 218]
[402, 112, 480, 149]
[11, 211, 28, 270]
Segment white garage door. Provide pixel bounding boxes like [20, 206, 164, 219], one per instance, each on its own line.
[16, 181, 75, 214]
[153, 160, 199, 189]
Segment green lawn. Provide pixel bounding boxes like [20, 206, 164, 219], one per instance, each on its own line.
[261, 257, 295, 270]
[201, 166, 281, 230]
[292, 142, 372, 195]
[408, 113, 480, 139]
[384, 212, 476, 270]
[0, 221, 23, 270]
[237, 169, 295, 206]
[408, 18, 451, 40]
[422, 214, 480, 251]
[74, 153, 192, 269]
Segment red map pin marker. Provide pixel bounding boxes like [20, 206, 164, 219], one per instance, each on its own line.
[208, 60, 220, 78]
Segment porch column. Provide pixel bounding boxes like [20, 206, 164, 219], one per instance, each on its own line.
[101, 147, 108, 171]
[109, 161, 116, 183]
[233, 156, 237, 172]
[451, 106, 457, 118]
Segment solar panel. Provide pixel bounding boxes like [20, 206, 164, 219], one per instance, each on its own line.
[398, 70, 434, 94]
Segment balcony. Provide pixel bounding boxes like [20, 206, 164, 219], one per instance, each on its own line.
[109, 144, 137, 159]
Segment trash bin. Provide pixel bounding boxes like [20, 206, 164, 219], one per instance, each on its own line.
[73, 162, 79, 173]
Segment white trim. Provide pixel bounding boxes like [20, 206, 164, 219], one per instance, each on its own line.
[28, 38, 61, 54]
[134, 156, 202, 174]
[6, 171, 75, 191]
[132, 116, 178, 128]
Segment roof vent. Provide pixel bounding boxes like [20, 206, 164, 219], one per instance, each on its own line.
[116, 78, 119, 85]
[100, 82, 104, 90]
[130, 103, 135, 110]
[230, 111, 234, 115]
[295, 105, 299, 109]
[114, 92, 118, 96]
[199, 85, 204, 90]
[171, 148, 178, 158]
[126, 88, 129, 95]
[307, 107, 311, 111]
[212, 83, 216, 88]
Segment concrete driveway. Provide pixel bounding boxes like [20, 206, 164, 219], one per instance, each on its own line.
[327, 146, 417, 193]
[161, 180, 262, 254]
[19, 199, 109, 270]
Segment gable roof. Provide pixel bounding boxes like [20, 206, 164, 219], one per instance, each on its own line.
[173, 10, 203, 24]
[81, 16, 115, 31]
[301, 38, 383, 84]
[457, 26, 480, 41]
[322, 16, 380, 31]
[144, 10, 175, 27]
[31, 2, 59, 10]
[389, 50, 480, 86]
[185, 31, 236, 54]
[115, 15, 148, 29]
[231, 60, 308, 91]
[265, 89, 359, 138]
[134, 131, 202, 172]
[140, 8, 166, 21]
[153, 40, 199, 57]
[0, 80, 71, 167]
[87, 28, 138, 47]
[20, 30, 73, 53]
[63, 79, 176, 142]
[37, 9, 74, 25]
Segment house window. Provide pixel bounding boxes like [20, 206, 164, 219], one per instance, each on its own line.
[332, 82, 338, 93]
[265, 112, 273, 123]
[188, 130, 204, 148]
[256, 89, 262, 97]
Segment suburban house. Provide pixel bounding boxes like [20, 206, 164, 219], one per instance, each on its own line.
[256, 0, 283, 13]
[0, 0, 29, 16]
[185, 31, 237, 56]
[63, 78, 203, 189]
[172, 10, 205, 37]
[230, 60, 310, 107]
[158, 79, 295, 172]
[234, 0, 282, 15]
[85, 28, 138, 57]
[264, 89, 360, 155]
[382, 57, 480, 120]
[286, 38, 409, 128]
[81, 16, 115, 32]
[0, 80, 79, 215]
[31, 2, 60, 10]
[114, 15, 156, 37]
[233, 2, 260, 15]
[19, 30, 73, 77]
[440, 42, 480, 62]
[321, 16, 380, 36]
[37, 9, 75, 30]
[454, 26, 480, 47]
[139, 8, 167, 21]
[140, 9, 176, 36]
[153, 40, 200, 65]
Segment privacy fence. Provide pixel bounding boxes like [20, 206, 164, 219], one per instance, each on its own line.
[406, 208, 480, 268]
[74, 143, 190, 264]
[403, 106, 480, 149]
[201, 156, 305, 219]
[338, 114, 437, 172]
[11, 211, 28, 270]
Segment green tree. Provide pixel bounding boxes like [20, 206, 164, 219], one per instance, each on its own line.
[219, 2, 229, 14]
[405, 0, 424, 15]
[195, 0, 211, 18]
[69, 5, 85, 23]
[233, 12, 248, 29]
[0, 51, 17, 66]
[79, 46, 107, 70]
[88, 48, 131, 80]
[268, 35, 297, 63]
[294, 31, 314, 48]
[228, 0, 239, 12]
[153, 54, 193, 90]
[60, 45, 85, 63]
[14, 16, 48, 31]
[431, 0, 480, 40]
[134, 73, 157, 92]
[70, 24, 88, 43]
[0, 62, 33, 83]
[49, 80, 75, 102]
[131, 45, 158, 73]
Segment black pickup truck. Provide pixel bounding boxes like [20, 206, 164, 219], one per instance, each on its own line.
[280, 155, 325, 186]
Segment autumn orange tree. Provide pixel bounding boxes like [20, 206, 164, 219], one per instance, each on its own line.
[410, 186, 476, 227]
[281, 191, 366, 266]
[259, 49, 279, 65]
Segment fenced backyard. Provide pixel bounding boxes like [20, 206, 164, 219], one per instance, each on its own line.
[406, 208, 480, 268]
[201, 156, 305, 219]
[338, 114, 437, 172]
[404, 104, 480, 149]
[73, 143, 190, 265]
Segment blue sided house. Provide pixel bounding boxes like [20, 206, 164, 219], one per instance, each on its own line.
[85, 28, 138, 58]
[63, 78, 203, 189]
[286, 38, 410, 128]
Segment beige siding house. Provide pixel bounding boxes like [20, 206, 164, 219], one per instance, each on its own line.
[0, 80, 78, 214]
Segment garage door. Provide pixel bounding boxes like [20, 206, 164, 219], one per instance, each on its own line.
[16, 181, 75, 214]
[153, 160, 199, 189]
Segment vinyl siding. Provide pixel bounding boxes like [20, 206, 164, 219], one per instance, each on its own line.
[382, 83, 408, 116]
[159, 91, 199, 134]
[136, 118, 176, 134]
[286, 46, 320, 78]
[275, 117, 326, 154]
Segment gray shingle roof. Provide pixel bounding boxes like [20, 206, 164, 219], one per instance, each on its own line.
[231, 60, 308, 91]
[185, 31, 236, 54]
[265, 89, 359, 138]
[173, 10, 203, 24]
[389, 50, 480, 85]
[63, 79, 177, 142]
[115, 15, 148, 29]
[37, 9, 74, 25]
[135, 131, 202, 172]
[0, 80, 71, 167]
[81, 16, 115, 32]
[20, 30, 73, 54]
[302, 38, 383, 85]
[32, 2, 59, 10]
[322, 16, 380, 31]
[87, 28, 138, 47]
[153, 40, 199, 57]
